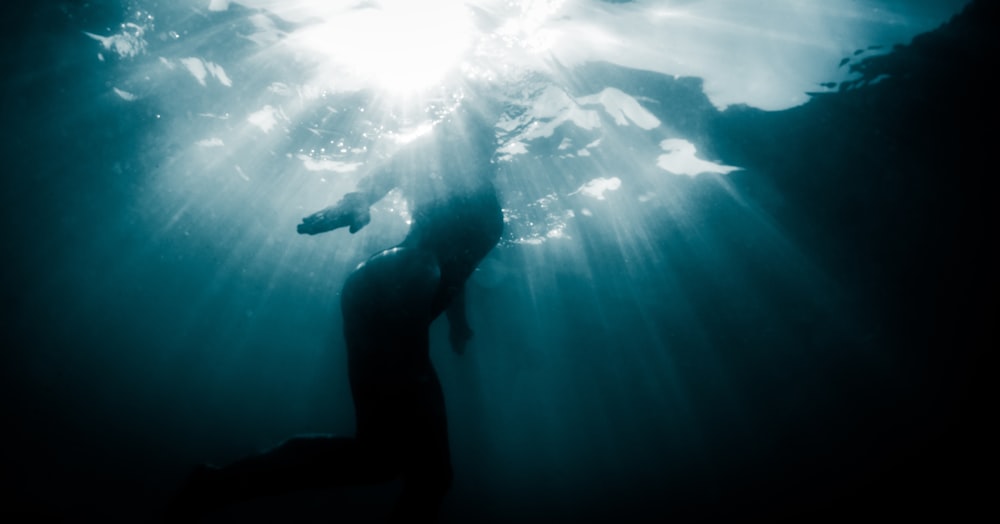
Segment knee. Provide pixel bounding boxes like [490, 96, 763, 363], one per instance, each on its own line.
[407, 459, 453, 495]
[270, 435, 335, 463]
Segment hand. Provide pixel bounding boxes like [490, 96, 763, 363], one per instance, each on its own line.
[297, 192, 371, 235]
[449, 323, 473, 355]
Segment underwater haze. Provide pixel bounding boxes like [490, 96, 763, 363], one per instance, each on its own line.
[1, 0, 991, 521]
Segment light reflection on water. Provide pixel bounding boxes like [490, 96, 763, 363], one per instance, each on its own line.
[74, 0, 964, 405]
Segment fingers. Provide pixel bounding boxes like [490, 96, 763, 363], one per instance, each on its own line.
[297, 205, 349, 235]
[297, 211, 331, 235]
[297, 195, 371, 235]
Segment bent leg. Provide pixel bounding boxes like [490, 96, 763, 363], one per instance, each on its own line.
[167, 435, 399, 517]
[169, 248, 455, 520]
[390, 381, 454, 521]
[341, 247, 454, 520]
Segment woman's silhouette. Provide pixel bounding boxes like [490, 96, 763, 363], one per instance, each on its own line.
[168, 95, 503, 521]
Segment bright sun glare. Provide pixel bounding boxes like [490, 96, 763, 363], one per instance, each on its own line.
[291, 1, 476, 94]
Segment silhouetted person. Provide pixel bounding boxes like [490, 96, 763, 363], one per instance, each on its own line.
[167, 99, 503, 521]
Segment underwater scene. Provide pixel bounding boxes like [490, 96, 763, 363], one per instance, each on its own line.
[2, 0, 991, 521]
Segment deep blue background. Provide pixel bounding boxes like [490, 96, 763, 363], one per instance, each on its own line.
[1, 1, 991, 522]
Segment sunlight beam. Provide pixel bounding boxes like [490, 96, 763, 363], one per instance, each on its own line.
[288, 1, 475, 95]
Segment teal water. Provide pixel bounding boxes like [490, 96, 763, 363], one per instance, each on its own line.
[1, 1, 990, 521]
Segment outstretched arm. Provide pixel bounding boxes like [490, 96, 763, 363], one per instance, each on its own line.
[296, 168, 399, 235]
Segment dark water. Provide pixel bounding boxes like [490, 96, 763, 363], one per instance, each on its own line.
[1, 1, 991, 522]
